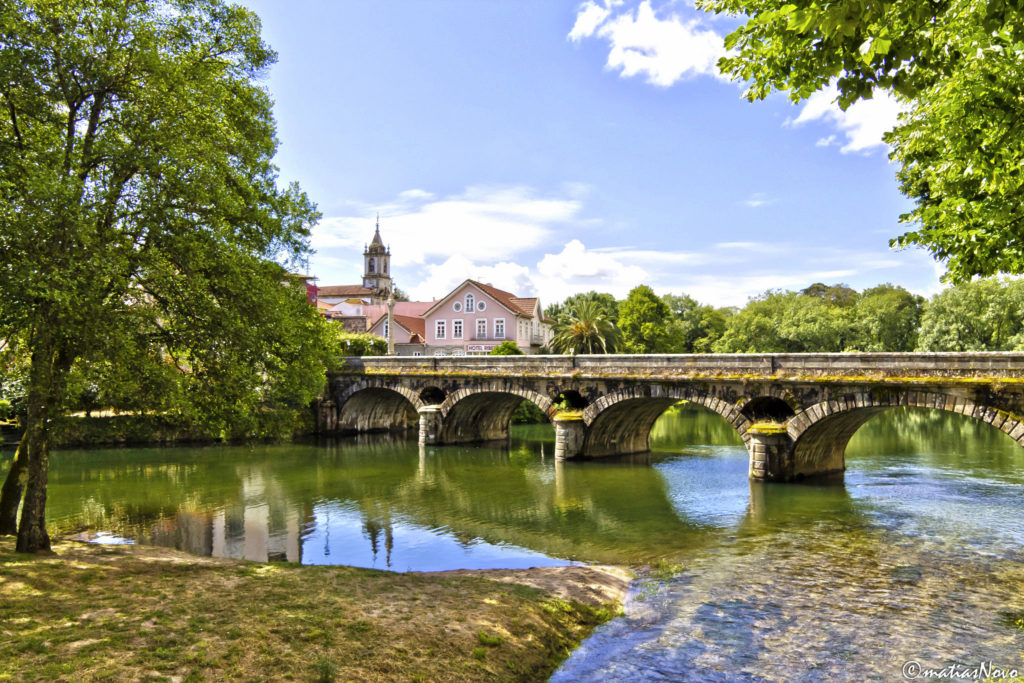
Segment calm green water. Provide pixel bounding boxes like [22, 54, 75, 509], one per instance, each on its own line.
[5, 403, 1024, 680]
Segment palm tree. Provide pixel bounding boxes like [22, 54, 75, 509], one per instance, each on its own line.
[550, 300, 621, 354]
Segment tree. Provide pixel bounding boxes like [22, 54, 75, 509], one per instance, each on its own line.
[916, 278, 1024, 351]
[852, 284, 923, 351]
[713, 289, 856, 352]
[618, 286, 671, 353]
[545, 291, 619, 324]
[702, 0, 1024, 281]
[550, 301, 620, 354]
[0, 0, 324, 552]
[332, 328, 388, 357]
[489, 340, 524, 355]
[661, 293, 729, 353]
[800, 283, 859, 308]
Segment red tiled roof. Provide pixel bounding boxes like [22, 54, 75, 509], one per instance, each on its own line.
[317, 285, 374, 297]
[510, 297, 539, 316]
[469, 280, 537, 317]
[393, 315, 425, 338]
[368, 312, 427, 340]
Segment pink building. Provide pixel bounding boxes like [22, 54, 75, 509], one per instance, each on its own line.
[316, 223, 554, 354]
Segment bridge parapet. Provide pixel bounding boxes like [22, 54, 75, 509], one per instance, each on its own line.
[337, 352, 1024, 382]
[327, 353, 1024, 482]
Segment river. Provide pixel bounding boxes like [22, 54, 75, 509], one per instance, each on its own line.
[12, 403, 1024, 681]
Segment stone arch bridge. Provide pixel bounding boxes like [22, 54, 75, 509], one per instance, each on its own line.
[320, 354, 1024, 481]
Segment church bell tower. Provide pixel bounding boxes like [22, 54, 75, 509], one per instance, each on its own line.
[363, 215, 392, 301]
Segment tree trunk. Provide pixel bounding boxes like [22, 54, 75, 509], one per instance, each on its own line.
[0, 431, 29, 535]
[15, 336, 71, 554]
[16, 398, 52, 553]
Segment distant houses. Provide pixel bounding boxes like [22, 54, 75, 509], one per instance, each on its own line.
[311, 222, 554, 355]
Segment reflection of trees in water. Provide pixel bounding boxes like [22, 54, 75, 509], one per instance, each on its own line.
[848, 408, 1024, 476]
[649, 403, 745, 451]
[45, 428, 722, 566]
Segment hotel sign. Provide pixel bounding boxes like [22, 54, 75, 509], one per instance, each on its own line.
[466, 344, 496, 352]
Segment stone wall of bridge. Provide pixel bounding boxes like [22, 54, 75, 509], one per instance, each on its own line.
[321, 354, 1024, 482]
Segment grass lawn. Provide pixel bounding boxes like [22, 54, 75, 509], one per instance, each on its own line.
[0, 539, 623, 682]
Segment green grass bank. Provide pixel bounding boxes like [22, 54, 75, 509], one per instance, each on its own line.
[0, 539, 625, 682]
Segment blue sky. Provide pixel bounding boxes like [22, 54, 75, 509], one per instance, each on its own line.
[240, 0, 941, 307]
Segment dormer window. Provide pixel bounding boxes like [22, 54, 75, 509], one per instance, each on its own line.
[465, 293, 474, 312]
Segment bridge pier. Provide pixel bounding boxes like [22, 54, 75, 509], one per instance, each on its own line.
[553, 416, 585, 460]
[747, 430, 798, 481]
[418, 405, 442, 446]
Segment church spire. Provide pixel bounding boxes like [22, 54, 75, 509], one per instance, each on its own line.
[369, 214, 385, 250]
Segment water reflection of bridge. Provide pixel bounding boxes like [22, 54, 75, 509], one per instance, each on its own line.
[323, 354, 1024, 481]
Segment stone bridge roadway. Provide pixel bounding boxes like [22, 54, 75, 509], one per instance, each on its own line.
[320, 353, 1024, 481]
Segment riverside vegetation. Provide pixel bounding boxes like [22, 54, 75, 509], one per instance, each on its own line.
[544, 278, 1024, 356]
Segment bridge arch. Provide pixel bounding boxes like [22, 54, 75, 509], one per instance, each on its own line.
[785, 391, 1024, 478]
[438, 383, 555, 444]
[581, 386, 752, 457]
[334, 379, 423, 434]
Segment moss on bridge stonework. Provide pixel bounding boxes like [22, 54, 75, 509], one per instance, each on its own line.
[345, 367, 1024, 387]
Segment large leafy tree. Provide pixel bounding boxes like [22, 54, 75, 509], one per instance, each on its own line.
[714, 289, 856, 352]
[550, 300, 621, 354]
[0, 0, 324, 552]
[618, 285, 671, 353]
[852, 284, 923, 351]
[917, 278, 1024, 351]
[661, 293, 730, 353]
[702, 0, 1024, 280]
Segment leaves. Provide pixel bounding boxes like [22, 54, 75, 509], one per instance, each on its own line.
[550, 301, 621, 355]
[0, 0, 325, 434]
[703, 0, 1024, 278]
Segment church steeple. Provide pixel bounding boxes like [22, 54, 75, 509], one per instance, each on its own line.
[369, 214, 385, 249]
[363, 215, 392, 301]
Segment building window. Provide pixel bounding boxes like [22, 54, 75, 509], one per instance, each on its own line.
[434, 350, 446, 357]
[477, 301, 486, 311]
[368, 258, 375, 274]
[465, 293, 474, 312]
[383, 320, 389, 339]
[413, 351, 422, 357]
[435, 320, 446, 340]
[453, 319, 463, 339]
[383, 260, 387, 274]
[495, 318, 505, 339]
[453, 349, 466, 356]
[453, 301, 462, 312]
[476, 319, 487, 338]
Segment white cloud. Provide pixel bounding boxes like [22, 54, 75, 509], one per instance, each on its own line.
[536, 239, 649, 296]
[410, 256, 536, 302]
[397, 188, 434, 201]
[311, 185, 582, 272]
[569, 0, 727, 86]
[311, 183, 941, 310]
[742, 192, 776, 208]
[790, 85, 905, 154]
[568, 1, 614, 41]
